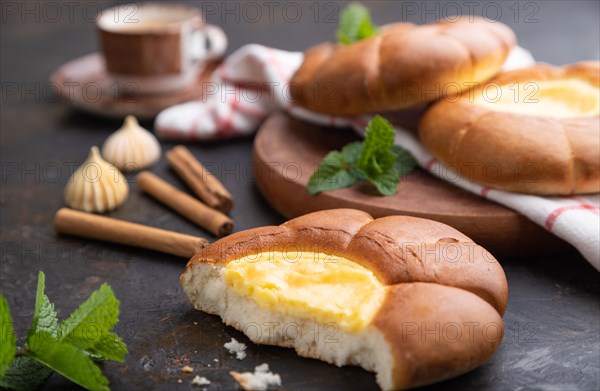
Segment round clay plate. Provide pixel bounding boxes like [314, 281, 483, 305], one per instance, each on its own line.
[253, 112, 571, 258]
[50, 53, 219, 120]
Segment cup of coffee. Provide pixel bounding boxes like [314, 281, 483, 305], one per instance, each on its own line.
[97, 2, 227, 95]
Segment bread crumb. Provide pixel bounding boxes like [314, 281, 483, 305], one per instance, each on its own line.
[255, 363, 269, 373]
[177, 379, 183, 384]
[213, 358, 219, 362]
[191, 376, 211, 386]
[181, 365, 194, 373]
[230, 363, 281, 391]
[224, 337, 247, 360]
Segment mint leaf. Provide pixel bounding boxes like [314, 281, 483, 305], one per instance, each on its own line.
[336, 2, 379, 45]
[308, 116, 417, 196]
[27, 331, 109, 391]
[355, 115, 401, 195]
[341, 141, 363, 165]
[0, 293, 16, 379]
[56, 283, 126, 362]
[84, 332, 127, 362]
[308, 151, 358, 195]
[392, 145, 418, 176]
[357, 115, 397, 176]
[369, 167, 400, 196]
[0, 356, 52, 391]
[58, 283, 119, 343]
[31, 271, 58, 338]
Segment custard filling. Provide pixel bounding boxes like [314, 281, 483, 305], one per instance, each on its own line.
[224, 251, 386, 333]
[473, 78, 600, 118]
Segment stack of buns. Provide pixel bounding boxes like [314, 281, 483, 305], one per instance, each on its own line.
[291, 17, 600, 195]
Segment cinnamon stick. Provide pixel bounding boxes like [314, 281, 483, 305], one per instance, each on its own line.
[54, 208, 207, 258]
[166, 146, 233, 213]
[137, 171, 233, 237]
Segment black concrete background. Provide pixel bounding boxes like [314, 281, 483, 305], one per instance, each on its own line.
[1, 1, 599, 390]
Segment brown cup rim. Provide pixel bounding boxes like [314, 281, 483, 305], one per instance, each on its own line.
[97, 2, 203, 35]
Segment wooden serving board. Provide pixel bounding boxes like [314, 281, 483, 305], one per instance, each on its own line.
[253, 112, 572, 258]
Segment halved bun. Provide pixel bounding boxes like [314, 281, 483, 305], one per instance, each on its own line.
[181, 209, 508, 390]
[419, 62, 600, 195]
[290, 17, 516, 115]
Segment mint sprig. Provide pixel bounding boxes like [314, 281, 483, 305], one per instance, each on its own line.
[0, 271, 127, 391]
[308, 115, 417, 196]
[336, 2, 379, 45]
[0, 295, 16, 379]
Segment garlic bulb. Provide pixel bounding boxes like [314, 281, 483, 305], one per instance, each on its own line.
[102, 115, 161, 172]
[65, 146, 128, 213]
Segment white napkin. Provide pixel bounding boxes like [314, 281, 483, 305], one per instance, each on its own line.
[155, 44, 600, 270]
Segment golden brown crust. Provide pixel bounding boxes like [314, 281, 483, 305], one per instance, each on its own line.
[373, 283, 504, 389]
[343, 215, 507, 314]
[290, 17, 516, 115]
[419, 62, 600, 195]
[183, 209, 508, 390]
